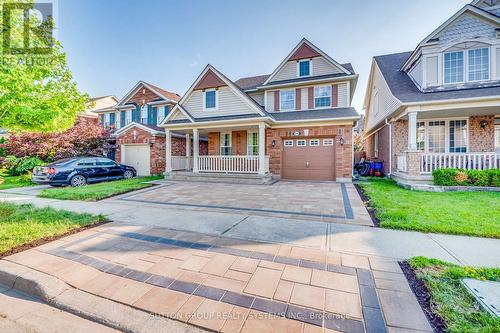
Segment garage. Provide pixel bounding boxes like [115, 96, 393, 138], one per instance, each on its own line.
[282, 137, 335, 180]
[121, 144, 151, 176]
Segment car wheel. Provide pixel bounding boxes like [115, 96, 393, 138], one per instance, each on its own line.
[70, 175, 87, 187]
[123, 170, 134, 179]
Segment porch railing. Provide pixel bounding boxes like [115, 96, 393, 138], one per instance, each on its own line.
[199, 155, 268, 173]
[420, 152, 500, 174]
[171, 156, 193, 171]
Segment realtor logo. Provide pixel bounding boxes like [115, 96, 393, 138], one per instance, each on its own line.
[1, 0, 56, 55]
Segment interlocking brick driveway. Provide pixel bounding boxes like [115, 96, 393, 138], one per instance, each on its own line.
[4, 223, 432, 333]
[116, 181, 373, 225]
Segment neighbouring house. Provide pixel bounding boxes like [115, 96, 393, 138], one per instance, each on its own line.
[363, 0, 500, 184]
[92, 81, 207, 176]
[160, 38, 360, 182]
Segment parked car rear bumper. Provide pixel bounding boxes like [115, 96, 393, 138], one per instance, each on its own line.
[31, 176, 68, 186]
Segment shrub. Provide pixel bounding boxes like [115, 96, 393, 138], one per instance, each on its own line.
[0, 155, 44, 176]
[0, 137, 6, 157]
[433, 168, 499, 187]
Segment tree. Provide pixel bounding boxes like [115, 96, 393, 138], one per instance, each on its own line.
[0, 0, 89, 133]
[6, 118, 111, 162]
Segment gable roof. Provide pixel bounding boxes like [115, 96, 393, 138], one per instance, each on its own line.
[401, 4, 500, 70]
[193, 70, 227, 90]
[116, 81, 180, 106]
[376, 51, 500, 103]
[262, 38, 352, 85]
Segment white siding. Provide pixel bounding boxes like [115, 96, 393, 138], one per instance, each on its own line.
[312, 57, 343, 76]
[270, 62, 296, 82]
[266, 91, 275, 112]
[300, 88, 308, 110]
[496, 47, 500, 79]
[183, 86, 258, 118]
[365, 63, 401, 133]
[437, 14, 496, 46]
[426, 56, 439, 87]
[337, 83, 349, 107]
[408, 59, 423, 88]
[248, 92, 264, 106]
[171, 110, 188, 121]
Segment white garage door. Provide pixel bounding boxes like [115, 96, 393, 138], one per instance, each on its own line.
[122, 144, 150, 176]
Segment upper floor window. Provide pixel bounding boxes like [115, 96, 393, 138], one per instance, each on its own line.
[298, 60, 311, 77]
[468, 48, 489, 81]
[280, 89, 295, 111]
[444, 51, 464, 84]
[314, 86, 331, 108]
[204, 90, 217, 110]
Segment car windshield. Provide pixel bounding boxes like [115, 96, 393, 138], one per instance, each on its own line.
[53, 158, 77, 166]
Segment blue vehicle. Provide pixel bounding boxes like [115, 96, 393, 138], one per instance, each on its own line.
[32, 156, 136, 187]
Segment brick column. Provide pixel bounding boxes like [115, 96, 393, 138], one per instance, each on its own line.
[405, 150, 422, 176]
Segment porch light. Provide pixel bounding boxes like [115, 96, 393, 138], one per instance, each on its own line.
[480, 120, 488, 128]
[272, 140, 276, 148]
[339, 137, 345, 145]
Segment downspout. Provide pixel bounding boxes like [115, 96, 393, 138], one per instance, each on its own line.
[385, 118, 392, 177]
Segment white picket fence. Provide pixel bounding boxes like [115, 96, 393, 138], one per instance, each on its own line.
[420, 153, 499, 174]
[171, 155, 269, 174]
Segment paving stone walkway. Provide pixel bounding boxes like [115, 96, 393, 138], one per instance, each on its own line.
[4, 223, 433, 333]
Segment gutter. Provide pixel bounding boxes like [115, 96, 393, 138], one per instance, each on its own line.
[385, 118, 392, 177]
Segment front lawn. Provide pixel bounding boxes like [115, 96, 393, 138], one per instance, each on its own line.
[37, 175, 162, 201]
[408, 256, 500, 333]
[0, 202, 105, 254]
[358, 178, 500, 238]
[0, 175, 33, 190]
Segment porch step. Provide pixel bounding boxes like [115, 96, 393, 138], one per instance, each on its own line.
[166, 171, 278, 185]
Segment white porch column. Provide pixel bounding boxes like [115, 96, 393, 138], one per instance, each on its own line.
[258, 123, 266, 175]
[185, 133, 191, 171]
[165, 129, 172, 173]
[408, 112, 418, 150]
[193, 128, 199, 173]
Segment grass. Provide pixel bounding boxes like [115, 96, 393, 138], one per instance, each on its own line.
[0, 202, 105, 254]
[358, 178, 500, 238]
[0, 175, 33, 190]
[37, 175, 162, 201]
[409, 256, 500, 333]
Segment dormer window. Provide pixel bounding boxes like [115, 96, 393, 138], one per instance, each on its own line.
[204, 89, 217, 110]
[444, 51, 464, 84]
[298, 59, 311, 77]
[468, 48, 489, 81]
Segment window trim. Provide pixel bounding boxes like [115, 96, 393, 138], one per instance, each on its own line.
[416, 118, 469, 153]
[467, 47, 490, 82]
[220, 132, 232, 155]
[203, 89, 218, 111]
[284, 140, 294, 147]
[309, 139, 320, 146]
[313, 85, 332, 109]
[443, 50, 465, 85]
[280, 89, 296, 111]
[247, 130, 259, 156]
[297, 59, 312, 77]
[323, 138, 334, 146]
[296, 139, 306, 147]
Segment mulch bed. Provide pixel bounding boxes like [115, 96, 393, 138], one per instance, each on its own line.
[0, 220, 111, 259]
[399, 261, 447, 333]
[353, 182, 380, 227]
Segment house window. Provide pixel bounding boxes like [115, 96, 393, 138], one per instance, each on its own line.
[140, 105, 148, 124]
[204, 90, 217, 109]
[468, 48, 489, 81]
[449, 120, 467, 152]
[416, 122, 425, 151]
[495, 123, 500, 153]
[284, 140, 294, 147]
[280, 89, 295, 111]
[109, 113, 116, 127]
[220, 132, 232, 155]
[444, 51, 464, 84]
[314, 86, 331, 108]
[374, 132, 379, 158]
[298, 60, 311, 77]
[126, 110, 132, 124]
[157, 106, 165, 124]
[323, 138, 334, 146]
[247, 131, 259, 155]
[428, 121, 446, 153]
[296, 139, 306, 147]
[309, 139, 320, 146]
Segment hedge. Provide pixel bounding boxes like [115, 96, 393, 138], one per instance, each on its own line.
[433, 168, 500, 187]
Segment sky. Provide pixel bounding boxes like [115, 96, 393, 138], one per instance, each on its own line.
[57, 0, 471, 113]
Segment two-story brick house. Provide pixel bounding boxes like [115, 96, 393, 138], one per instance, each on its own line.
[364, 0, 500, 184]
[160, 38, 360, 182]
[93, 81, 207, 176]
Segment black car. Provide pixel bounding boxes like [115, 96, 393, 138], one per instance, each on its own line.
[32, 157, 136, 187]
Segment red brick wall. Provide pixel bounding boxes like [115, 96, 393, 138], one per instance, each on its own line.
[469, 115, 495, 152]
[266, 125, 353, 179]
[129, 86, 162, 105]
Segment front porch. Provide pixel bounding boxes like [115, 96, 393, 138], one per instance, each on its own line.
[164, 123, 272, 182]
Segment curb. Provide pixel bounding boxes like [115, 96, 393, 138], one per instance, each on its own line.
[0, 260, 207, 333]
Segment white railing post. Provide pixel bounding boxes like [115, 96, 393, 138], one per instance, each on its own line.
[408, 112, 418, 151]
[165, 129, 172, 173]
[258, 123, 266, 175]
[193, 129, 199, 173]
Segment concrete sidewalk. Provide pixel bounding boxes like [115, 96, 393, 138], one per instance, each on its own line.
[1, 191, 499, 267]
